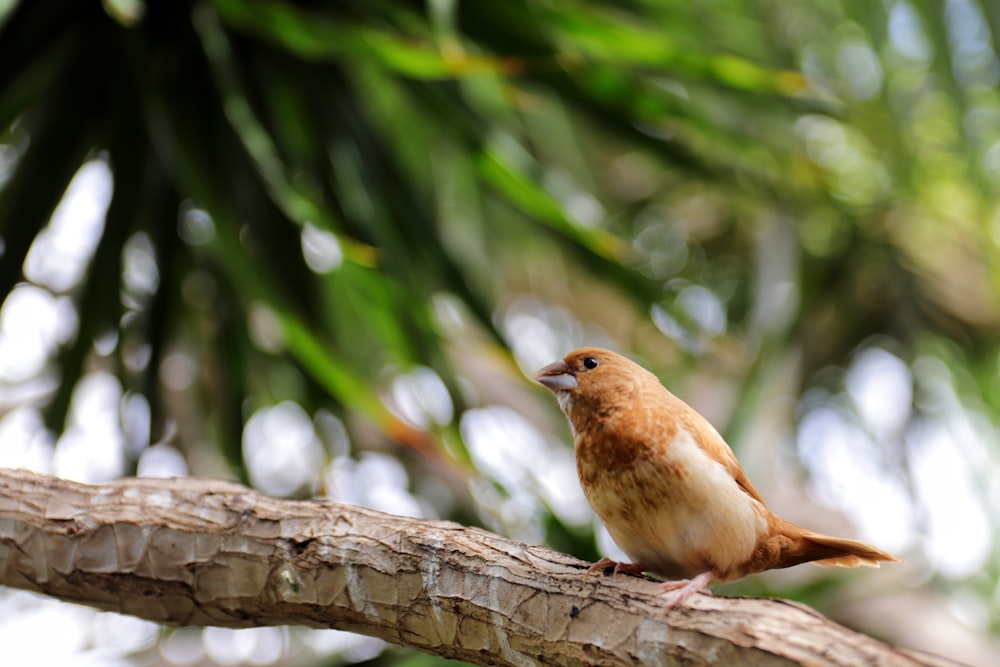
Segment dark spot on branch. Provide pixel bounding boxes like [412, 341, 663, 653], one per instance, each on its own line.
[286, 538, 315, 557]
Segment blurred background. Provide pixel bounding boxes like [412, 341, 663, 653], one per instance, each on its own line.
[0, 0, 998, 665]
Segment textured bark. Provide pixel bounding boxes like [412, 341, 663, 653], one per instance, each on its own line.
[0, 468, 958, 667]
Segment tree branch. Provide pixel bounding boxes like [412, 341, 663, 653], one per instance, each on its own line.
[0, 468, 956, 666]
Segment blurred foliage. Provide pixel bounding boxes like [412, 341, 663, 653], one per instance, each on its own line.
[2, 0, 1000, 664]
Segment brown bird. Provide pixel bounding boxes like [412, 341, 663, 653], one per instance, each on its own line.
[534, 347, 898, 607]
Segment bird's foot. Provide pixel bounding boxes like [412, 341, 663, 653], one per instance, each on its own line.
[586, 557, 646, 576]
[661, 571, 714, 609]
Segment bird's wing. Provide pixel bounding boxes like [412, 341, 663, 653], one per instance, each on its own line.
[679, 403, 768, 505]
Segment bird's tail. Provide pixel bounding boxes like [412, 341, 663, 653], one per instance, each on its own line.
[769, 517, 899, 570]
[803, 531, 899, 568]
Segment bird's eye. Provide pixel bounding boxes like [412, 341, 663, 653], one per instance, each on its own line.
[582, 356, 599, 370]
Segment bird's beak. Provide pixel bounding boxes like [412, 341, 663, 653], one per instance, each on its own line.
[533, 359, 578, 391]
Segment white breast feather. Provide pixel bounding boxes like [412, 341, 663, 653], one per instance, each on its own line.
[590, 426, 766, 578]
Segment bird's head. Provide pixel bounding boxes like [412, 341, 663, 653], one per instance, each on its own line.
[533, 348, 651, 426]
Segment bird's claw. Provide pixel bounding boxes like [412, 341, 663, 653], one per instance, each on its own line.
[586, 557, 645, 576]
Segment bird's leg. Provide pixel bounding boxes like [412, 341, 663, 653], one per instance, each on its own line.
[586, 557, 646, 576]
[661, 571, 714, 608]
